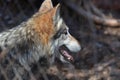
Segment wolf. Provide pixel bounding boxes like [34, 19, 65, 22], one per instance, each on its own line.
[0, 4, 81, 80]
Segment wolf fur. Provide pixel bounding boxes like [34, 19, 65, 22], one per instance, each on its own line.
[0, 4, 81, 80]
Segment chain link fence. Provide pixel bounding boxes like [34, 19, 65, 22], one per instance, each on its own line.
[0, 0, 44, 32]
[0, 0, 120, 80]
[0, 1, 79, 80]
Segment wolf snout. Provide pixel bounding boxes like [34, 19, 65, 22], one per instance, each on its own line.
[66, 42, 81, 53]
[65, 35, 81, 53]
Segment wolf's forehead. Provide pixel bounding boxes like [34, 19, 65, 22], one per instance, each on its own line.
[56, 18, 68, 31]
[53, 6, 68, 31]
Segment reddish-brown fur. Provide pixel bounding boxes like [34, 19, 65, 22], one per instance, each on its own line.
[32, 7, 57, 45]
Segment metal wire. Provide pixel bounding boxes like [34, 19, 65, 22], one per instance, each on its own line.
[0, 0, 39, 32]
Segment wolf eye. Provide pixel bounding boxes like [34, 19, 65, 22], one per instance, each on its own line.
[53, 29, 68, 39]
[63, 29, 67, 35]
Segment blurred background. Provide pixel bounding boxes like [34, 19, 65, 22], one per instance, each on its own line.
[0, 0, 44, 32]
[0, 0, 120, 80]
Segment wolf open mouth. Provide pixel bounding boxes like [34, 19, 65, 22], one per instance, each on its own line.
[59, 45, 74, 62]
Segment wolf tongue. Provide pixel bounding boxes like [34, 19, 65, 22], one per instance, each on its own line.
[62, 50, 73, 61]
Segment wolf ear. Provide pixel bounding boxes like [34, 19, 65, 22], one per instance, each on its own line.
[53, 4, 61, 24]
[39, 0, 53, 13]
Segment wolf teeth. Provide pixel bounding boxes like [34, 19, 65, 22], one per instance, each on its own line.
[68, 57, 71, 60]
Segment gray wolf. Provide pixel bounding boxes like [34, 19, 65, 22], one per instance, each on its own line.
[0, 4, 81, 80]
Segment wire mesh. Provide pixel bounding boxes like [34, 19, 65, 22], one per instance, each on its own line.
[0, 1, 80, 80]
[0, 0, 120, 80]
[0, 0, 42, 32]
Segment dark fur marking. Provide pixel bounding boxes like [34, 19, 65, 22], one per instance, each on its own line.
[1, 58, 9, 68]
[6, 67, 15, 80]
[4, 44, 8, 48]
[53, 27, 67, 39]
[31, 63, 39, 74]
[0, 47, 2, 53]
[5, 39, 7, 43]
[0, 72, 5, 80]
[22, 71, 30, 80]
[38, 57, 49, 67]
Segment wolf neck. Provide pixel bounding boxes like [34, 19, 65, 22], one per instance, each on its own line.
[0, 21, 50, 67]
[0, 22, 28, 50]
[0, 6, 58, 69]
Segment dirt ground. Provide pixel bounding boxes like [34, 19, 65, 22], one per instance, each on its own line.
[0, 1, 120, 80]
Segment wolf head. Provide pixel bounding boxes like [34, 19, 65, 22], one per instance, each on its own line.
[32, 4, 81, 63]
[51, 5, 81, 63]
